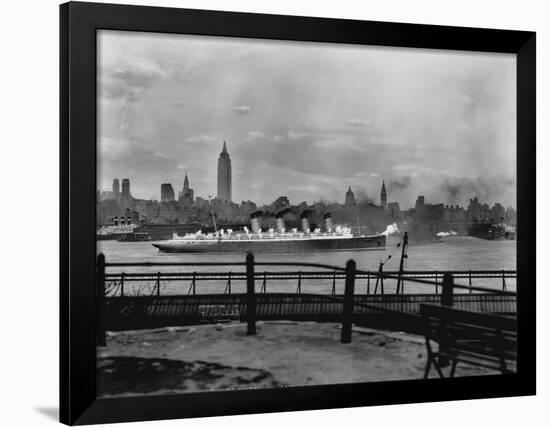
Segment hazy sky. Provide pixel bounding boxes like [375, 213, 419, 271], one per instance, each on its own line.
[98, 30, 516, 208]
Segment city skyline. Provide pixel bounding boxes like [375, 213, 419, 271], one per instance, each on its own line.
[98, 30, 516, 207]
[100, 141, 514, 211]
[100, 172, 513, 213]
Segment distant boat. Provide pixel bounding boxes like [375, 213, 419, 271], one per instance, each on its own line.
[117, 232, 152, 242]
[97, 224, 136, 240]
[469, 222, 516, 240]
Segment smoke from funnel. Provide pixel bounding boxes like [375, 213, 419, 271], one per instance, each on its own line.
[381, 223, 399, 236]
[275, 208, 291, 233]
[324, 213, 333, 232]
[301, 210, 312, 233]
[250, 210, 263, 233]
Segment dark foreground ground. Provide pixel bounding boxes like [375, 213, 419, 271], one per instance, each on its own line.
[97, 321, 491, 397]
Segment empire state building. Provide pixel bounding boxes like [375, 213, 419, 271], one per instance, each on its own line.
[217, 141, 232, 202]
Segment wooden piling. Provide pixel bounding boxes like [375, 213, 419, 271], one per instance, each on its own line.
[341, 259, 356, 344]
[246, 252, 256, 335]
[97, 253, 106, 347]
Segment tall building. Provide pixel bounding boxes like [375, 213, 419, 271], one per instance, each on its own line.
[415, 195, 425, 214]
[161, 183, 175, 202]
[120, 178, 132, 210]
[183, 174, 190, 192]
[179, 174, 194, 207]
[112, 178, 120, 201]
[345, 186, 355, 206]
[217, 141, 232, 202]
[380, 180, 387, 209]
[121, 179, 131, 199]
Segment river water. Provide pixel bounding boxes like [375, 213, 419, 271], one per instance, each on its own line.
[97, 236, 516, 295]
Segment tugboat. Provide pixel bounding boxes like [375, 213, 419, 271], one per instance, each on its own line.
[152, 210, 386, 254]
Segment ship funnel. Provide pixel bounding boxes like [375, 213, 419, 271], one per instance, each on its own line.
[250, 210, 263, 233]
[113, 216, 118, 226]
[301, 210, 312, 233]
[324, 213, 333, 232]
[275, 207, 291, 233]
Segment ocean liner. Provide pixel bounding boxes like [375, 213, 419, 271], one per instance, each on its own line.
[152, 210, 386, 254]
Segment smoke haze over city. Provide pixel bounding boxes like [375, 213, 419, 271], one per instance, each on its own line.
[98, 30, 516, 208]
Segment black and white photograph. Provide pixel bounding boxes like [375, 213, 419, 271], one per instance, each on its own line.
[96, 29, 518, 397]
[2, 0, 545, 425]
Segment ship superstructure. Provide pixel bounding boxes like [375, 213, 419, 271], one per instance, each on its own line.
[152, 210, 385, 253]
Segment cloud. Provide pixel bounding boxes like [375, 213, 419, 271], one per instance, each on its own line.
[245, 131, 266, 140]
[101, 67, 164, 102]
[438, 176, 515, 205]
[388, 176, 412, 192]
[233, 105, 252, 114]
[185, 134, 218, 143]
[313, 135, 363, 151]
[345, 118, 370, 127]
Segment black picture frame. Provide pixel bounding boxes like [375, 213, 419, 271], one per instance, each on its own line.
[60, 1, 536, 425]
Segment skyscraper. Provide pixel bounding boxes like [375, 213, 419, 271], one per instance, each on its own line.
[217, 141, 232, 202]
[121, 179, 130, 199]
[112, 178, 120, 201]
[179, 174, 194, 206]
[380, 180, 387, 209]
[345, 186, 355, 206]
[161, 183, 175, 202]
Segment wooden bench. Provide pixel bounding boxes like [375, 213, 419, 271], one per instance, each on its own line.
[420, 303, 517, 378]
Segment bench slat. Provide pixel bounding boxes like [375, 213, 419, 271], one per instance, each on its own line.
[420, 303, 517, 376]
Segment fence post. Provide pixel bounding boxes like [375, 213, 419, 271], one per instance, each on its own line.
[297, 271, 302, 294]
[469, 270, 472, 294]
[246, 252, 256, 335]
[380, 263, 384, 295]
[502, 270, 506, 291]
[120, 272, 124, 297]
[367, 273, 370, 295]
[157, 272, 161, 297]
[97, 253, 106, 347]
[341, 259, 356, 344]
[227, 270, 231, 295]
[439, 272, 454, 367]
[228, 271, 232, 294]
[332, 271, 336, 296]
[441, 273, 454, 306]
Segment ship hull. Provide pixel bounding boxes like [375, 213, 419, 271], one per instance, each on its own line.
[153, 235, 385, 254]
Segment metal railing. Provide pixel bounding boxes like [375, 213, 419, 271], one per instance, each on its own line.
[103, 267, 516, 297]
[96, 252, 516, 346]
